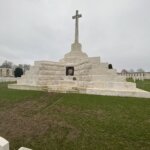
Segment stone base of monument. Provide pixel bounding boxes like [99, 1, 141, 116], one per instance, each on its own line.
[46, 81, 150, 98]
[85, 88, 150, 98]
[8, 84, 48, 91]
[8, 58, 150, 98]
[9, 80, 150, 98]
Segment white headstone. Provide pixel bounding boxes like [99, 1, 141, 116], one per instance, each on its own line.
[18, 147, 32, 150]
[0, 137, 9, 150]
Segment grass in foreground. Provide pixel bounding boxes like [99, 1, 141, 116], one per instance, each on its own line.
[0, 82, 150, 150]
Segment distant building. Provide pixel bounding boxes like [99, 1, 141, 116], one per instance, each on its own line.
[0, 68, 14, 77]
[144, 72, 150, 79]
[118, 71, 150, 80]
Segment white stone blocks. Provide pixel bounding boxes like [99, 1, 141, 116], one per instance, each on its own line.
[86, 88, 150, 98]
[0, 137, 32, 150]
[87, 81, 136, 90]
[0, 137, 9, 150]
[88, 57, 101, 64]
[18, 147, 32, 150]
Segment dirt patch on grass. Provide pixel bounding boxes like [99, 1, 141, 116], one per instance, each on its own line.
[145, 119, 150, 123]
[0, 99, 80, 141]
[51, 105, 107, 120]
[0, 100, 49, 139]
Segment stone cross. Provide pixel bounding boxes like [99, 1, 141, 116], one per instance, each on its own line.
[72, 10, 82, 43]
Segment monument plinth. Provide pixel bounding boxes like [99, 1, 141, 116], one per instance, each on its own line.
[8, 10, 150, 98]
[62, 41, 88, 63]
[71, 43, 82, 52]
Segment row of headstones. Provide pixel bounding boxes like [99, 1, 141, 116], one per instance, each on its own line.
[0, 137, 31, 150]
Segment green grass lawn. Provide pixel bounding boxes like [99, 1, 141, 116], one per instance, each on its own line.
[136, 80, 150, 92]
[127, 78, 150, 92]
[0, 82, 150, 150]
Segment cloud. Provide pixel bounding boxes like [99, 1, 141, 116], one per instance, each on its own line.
[0, 0, 150, 71]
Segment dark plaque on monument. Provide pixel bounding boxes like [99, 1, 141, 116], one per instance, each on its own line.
[66, 66, 74, 76]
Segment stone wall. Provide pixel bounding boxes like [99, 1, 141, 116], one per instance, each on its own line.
[0, 77, 17, 83]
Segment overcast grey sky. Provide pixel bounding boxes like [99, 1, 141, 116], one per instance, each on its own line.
[0, 0, 150, 71]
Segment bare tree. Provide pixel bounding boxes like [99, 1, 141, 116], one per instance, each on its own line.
[129, 69, 134, 73]
[16, 64, 30, 73]
[0, 60, 13, 68]
[23, 64, 30, 72]
[137, 68, 145, 73]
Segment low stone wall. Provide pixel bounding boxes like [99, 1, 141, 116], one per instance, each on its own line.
[0, 137, 31, 150]
[0, 77, 17, 83]
[118, 72, 150, 80]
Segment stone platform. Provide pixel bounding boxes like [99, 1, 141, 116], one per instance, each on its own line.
[8, 45, 150, 99]
[9, 81, 150, 98]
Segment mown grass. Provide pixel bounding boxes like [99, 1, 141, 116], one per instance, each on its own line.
[0, 82, 150, 150]
[136, 80, 150, 92]
[127, 79, 150, 92]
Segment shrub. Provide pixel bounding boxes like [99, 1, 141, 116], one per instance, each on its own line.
[14, 67, 23, 77]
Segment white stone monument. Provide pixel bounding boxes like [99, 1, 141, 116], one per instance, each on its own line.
[0, 137, 9, 150]
[0, 137, 31, 150]
[8, 10, 150, 98]
[18, 147, 32, 150]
